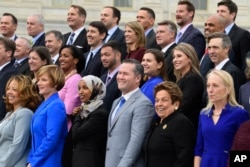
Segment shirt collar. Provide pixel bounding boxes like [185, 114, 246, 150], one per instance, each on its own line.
[215, 58, 229, 70]
[225, 23, 234, 35]
[179, 23, 192, 34]
[145, 27, 153, 36]
[122, 88, 139, 101]
[32, 32, 45, 44]
[0, 61, 10, 71]
[108, 65, 120, 79]
[52, 53, 60, 64]
[161, 42, 175, 53]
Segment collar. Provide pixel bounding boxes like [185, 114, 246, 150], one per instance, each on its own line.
[122, 88, 139, 101]
[52, 53, 60, 64]
[90, 44, 103, 56]
[32, 32, 45, 44]
[0, 61, 10, 71]
[71, 26, 85, 41]
[15, 57, 28, 64]
[107, 65, 120, 79]
[225, 22, 234, 35]
[107, 26, 118, 37]
[161, 42, 175, 53]
[145, 27, 153, 36]
[9, 34, 17, 41]
[215, 58, 229, 70]
[179, 23, 192, 34]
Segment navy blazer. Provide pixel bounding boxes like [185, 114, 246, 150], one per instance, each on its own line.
[0, 62, 17, 120]
[178, 24, 206, 60]
[163, 43, 176, 82]
[28, 93, 68, 167]
[228, 24, 250, 71]
[81, 49, 106, 77]
[146, 29, 161, 50]
[100, 72, 121, 112]
[63, 29, 90, 54]
[32, 33, 45, 47]
[15, 58, 31, 76]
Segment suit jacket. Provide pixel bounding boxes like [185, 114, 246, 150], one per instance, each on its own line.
[200, 54, 214, 78]
[63, 29, 90, 54]
[146, 29, 161, 49]
[28, 93, 68, 167]
[143, 112, 195, 167]
[105, 89, 154, 167]
[81, 49, 106, 77]
[15, 57, 31, 76]
[163, 43, 176, 82]
[178, 24, 206, 60]
[0, 62, 17, 120]
[107, 27, 127, 60]
[0, 107, 33, 167]
[71, 105, 108, 167]
[228, 24, 250, 71]
[100, 72, 121, 112]
[32, 33, 45, 47]
[221, 61, 245, 100]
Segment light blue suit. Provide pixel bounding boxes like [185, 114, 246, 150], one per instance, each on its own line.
[0, 107, 33, 167]
[105, 89, 154, 167]
[28, 93, 67, 167]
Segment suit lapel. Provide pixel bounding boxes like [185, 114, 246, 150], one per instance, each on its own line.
[179, 25, 193, 42]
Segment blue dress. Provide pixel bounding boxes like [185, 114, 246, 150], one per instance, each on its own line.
[141, 76, 164, 104]
[195, 104, 249, 167]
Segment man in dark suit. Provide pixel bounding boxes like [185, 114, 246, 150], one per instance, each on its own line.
[14, 37, 31, 76]
[80, 21, 107, 77]
[100, 41, 121, 112]
[100, 6, 127, 59]
[137, 7, 160, 49]
[26, 14, 45, 47]
[0, 13, 18, 41]
[156, 20, 177, 82]
[0, 37, 17, 120]
[45, 30, 63, 65]
[217, 0, 250, 71]
[63, 5, 90, 53]
[207, 32, 245, 100]
[175, 1, 206, 60]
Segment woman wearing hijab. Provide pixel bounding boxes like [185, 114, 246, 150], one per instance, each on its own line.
[71, 75, 108, 167]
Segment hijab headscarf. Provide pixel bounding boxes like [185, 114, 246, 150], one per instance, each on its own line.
[80, 75, 106, 118]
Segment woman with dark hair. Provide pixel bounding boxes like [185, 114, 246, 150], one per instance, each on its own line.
[141, 49, 167, 104]
[71, 75, 108, 167]
[28, 46, 52, 82]
[59, 45, 85, 130]
[0, 75, 41, 167]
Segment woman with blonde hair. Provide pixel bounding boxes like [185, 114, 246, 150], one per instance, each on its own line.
[0, 75, 41, 167]
[194, 70, 249, 167]
[125, 21, 146, 62]
[172, 43, 204, 129]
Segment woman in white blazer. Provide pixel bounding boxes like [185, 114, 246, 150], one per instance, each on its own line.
[0, 75, 41, 167]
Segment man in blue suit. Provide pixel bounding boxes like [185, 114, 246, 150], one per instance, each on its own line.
[105, 59, 154, 167]
[100, 6, 127, 59]
[175, 1, 206, 60]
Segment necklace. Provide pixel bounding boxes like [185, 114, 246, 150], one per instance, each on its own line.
[212, 113, 221, 117]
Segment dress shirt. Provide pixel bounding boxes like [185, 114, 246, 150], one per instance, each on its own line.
[32, 32, 45, 45]
[161, 42, 175, 53]
[105, 26, 118, 43]
[51, 53, 59, 64]
[215, 58, 230, 70]
[66, 26, 85, 44]
[225, 23, 234, 35]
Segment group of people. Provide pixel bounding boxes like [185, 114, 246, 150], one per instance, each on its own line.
[0, 0, 250, 167]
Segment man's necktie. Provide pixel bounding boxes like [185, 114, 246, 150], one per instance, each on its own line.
[175, 32, 182, 43]
[111, 97, 126, 122]
[14, 61, 20, 68]
[68, 32, 75, 45]
[85, 52, 93, 69]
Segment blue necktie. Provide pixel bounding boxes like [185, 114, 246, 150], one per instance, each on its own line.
[111, 97, 126, 122]
[68, 32, 75, 45]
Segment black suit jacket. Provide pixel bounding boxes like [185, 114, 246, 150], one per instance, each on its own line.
[15, 58, 31, 76]
[200, 54, 214, 78]
[32, 33, 45, 47]
[178, 24, 206, 60]
[107, 27, 127, 60]
[143, 112, 195, 167]
[146, 29, 160, 50]
[63, 29, 90, 54]
[221, 61, 245, 100]
[100, 72, 121, 112]
[228, 24, 250, 71]
[163, 43, 176, 82]
[81, 49, 106, 77]
[0, 62, 18, 120]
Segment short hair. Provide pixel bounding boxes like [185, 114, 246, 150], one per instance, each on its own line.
[154, 81, 183, 105]
[178, 0, 195, 20]
[204, 70, 239, 110]
[37, 65, 65, 91]
[29, 14, 45, 25]
[2, 12, 18, 25]
[71, 5, 87, 17]
[0, 37, 16, 58]
[122, 59, 144, 77]
[29, 46, 52, 65]
[59, 45, 85, 73]
[158, 20, 177, 37]
[218, 0, 238, 20]
[4, 75, 41, 111]
[143, 49, 168, 81]
[102, 40, 122, 54]
[89, 21, 108, 37]
[125, 21, 146, 51]
[207, 32, 232, 48]
[173, 43, 201, 81]
[139, 7, 155, 19]
[103, 6, 121, 24]
[16, 37, 32, 50]
[45, 30, 64, 42]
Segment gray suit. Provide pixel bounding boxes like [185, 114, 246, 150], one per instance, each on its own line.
[105, 89, 154, 167]
[0, 107, 33, 167]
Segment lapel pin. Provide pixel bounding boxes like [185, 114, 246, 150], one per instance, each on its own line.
[163, 124, 167, 130]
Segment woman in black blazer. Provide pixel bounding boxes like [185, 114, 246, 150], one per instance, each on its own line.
[143, 81, 195, 167]
[71, 75, 108, 167]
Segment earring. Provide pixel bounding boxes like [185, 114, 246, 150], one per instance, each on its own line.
[175, 106, 178, 110]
